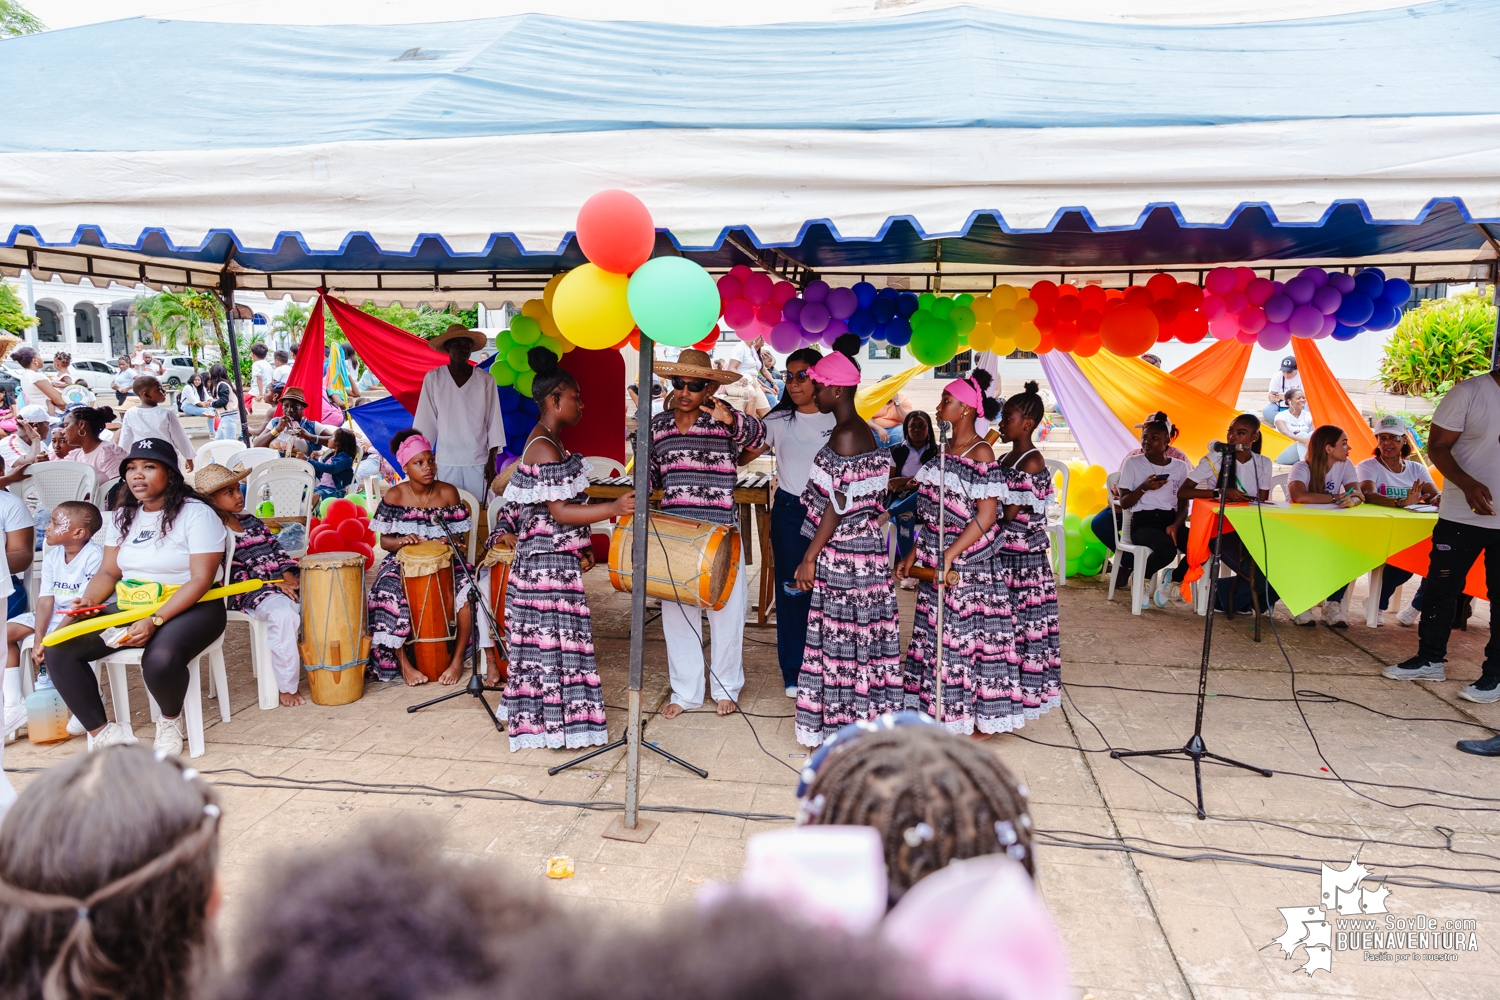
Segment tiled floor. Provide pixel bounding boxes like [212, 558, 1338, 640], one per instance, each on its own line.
[6, 561, 1498, 999]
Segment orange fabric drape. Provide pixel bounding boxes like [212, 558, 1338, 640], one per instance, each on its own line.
[1292, 338, 1376, 461]
[1386, 539, 1488, 601]
[1168, 340, 1252, 408]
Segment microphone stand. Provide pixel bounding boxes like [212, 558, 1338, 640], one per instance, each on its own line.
[933, 419, 949, 725]
[1109, 443, 1272, 819]
[406, 511, 505, 730]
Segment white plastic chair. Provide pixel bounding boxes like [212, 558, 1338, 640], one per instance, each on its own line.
[455, 488, 481, 564]
[1044, 459, 1070, 585]
[97, 476, 121, 509]
[195, 439, 244, 469]
[222, 529, 282, 710]
[244, 459, 317, 558]
[583, 455, 627, 481]
[12, 463, 96, 606]
[1269, 472, 1290, 503]
[1104, 473, 1156, 615]
[226, 447, 281, 471]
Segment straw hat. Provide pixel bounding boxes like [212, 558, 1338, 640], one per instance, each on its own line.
[652, 348, 741, 386]
[193, 462, 252, 495]
[431, 324, 487, 352]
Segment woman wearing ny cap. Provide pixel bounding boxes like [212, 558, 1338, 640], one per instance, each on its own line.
[46, 438, 228, 757]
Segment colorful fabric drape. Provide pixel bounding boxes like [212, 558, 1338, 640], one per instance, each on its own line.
[1292, 338, 1376, 461]
[1037, 352, 1137, 471]
[1168, 340, 1252, 409]
[284, 303, 342, 424]
[320, 293, 450, 414]
[325, 341, 357, 401]
[855, 362, 931, 421]
[1386, 538, 1488, 601]
[1074, 351, 1294, 464]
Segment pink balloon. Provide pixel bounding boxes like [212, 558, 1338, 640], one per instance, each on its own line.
[1237, 305, 1266, 334]
[743, 272, 774, 306]
[728, 264, 753, 281]
[1263, 293, 1294, 324]
[1235, 328, 1259, 345]
[800, 301, 830, 334]
[1204, 267, 1236, 296]
[1257, 323, 1293, 351]
[756, 302, 782, 328]
[1209, 314, 1241, 340]
[771, 280, 798, 306]
[1223, 290, 1248, 315]
[723, 298, 756, 329]
[716, 274, 743, 302]
[1312, 285, 1342, 315]
[803, 280, 830, 304]
[1202, 294, 1226, 321]
[1289, 304, 1324, 337]
[1298, 266, 1329, 288]
[768, 320, 802, 352]
[1233, 266, 1256, 291]
[1245, 277, 1275, 306]
[825, 286, 858, 320]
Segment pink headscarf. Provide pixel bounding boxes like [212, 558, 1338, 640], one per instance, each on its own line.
[809, 351, 861, 387]
[395, 433, 433, 469]
[942, 375, 984, 412]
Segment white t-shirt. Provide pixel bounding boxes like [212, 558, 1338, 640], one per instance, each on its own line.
[1269, 371, 1302, 398]
[102, 500, 226, 586]
[1118, 454, 1190, 513]
[1289, 458, 1360, 497]
[111, 367, 138, 393]
[37, 541, 104, 631]
[250, 359, 275, 396]
[1275, 407, 1315, 459]
[1355, 457, 1434, 501]
[1191, 450, 1275, 497]
[272, 363, 292, 384]
[0, 491, 34, 537]
[16, 369, 53, 411]
[715, 338, 761, 374]
[1431, 372, 1500, 529]
[762, 409, 835, 497]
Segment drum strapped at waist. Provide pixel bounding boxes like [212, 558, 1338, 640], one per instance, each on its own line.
[608, 513, 739, 611]
[397, 540, 453, 577]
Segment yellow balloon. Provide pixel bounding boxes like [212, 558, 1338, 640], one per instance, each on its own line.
[971, 296, 996, 323]
[993, 309, 1019, 339]
[542, 273, 565, 314]
[968, 324, 995, 353]
[539, 312, 562, 339]
[1067, 459, 1088, 475]
[991, 284, 1019, 310]
[1013, 321, 1041, 352]
[555, 331, 575, 353]
[521, 298, 547, 320]
[1014, 297, 1039, 322]
[552, 264, 634, 350]
[1081, 464, 1107, 490]
[990, 335, 1015, 357]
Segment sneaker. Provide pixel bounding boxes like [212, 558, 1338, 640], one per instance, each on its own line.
[86, 722, 131, 751]
[3, 702, 25, 740]
[1324, 601, 1349, 629]
[899, 577, 917, 591]
[1153, 577, 1173, 608]
[1458, 681, 1500, 704]
[1382, 657, 1446, 682]
[1293, 609, 1317, 627]
[1396, 603, 1421, 628]
[785, 686, 798, 699]
[65, 714, 85, 736]
[153, 716, 185, 757]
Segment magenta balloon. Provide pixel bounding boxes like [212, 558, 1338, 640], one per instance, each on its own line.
[1312, 285, 1343, 315]
[1263, 293, 1294, 324]
[825, 286, 858, 320]
[800, 301, 830, 334]
[782, 297, 805, 324]
[1202, 294, 1226, 321]
[1327, 272, 1356, 295]
[1223, 290, 1248, 315]
[1233, 266, 1257, 291]
[742, 272, 774, 306]
[803, 280, 831, 304]
[1235, 328, 1258, 345]
[768, 320, 802, 352]
[1245, 277, 1275, 306]
[1257, 323, 1293, 351]
[1284, 276, 1315, 306]
[1289, 304, 1324, 337]
[772, 280, 799, 306]
[1298, 266, 1329, 288]
[1209, 314, 1240, 340]
[756, 302, 782, 328]
[723, 298, 756, 329]
[716, 274, 743, 302]
[1204, 267, 1237, 296]
[1237, 305, 1266, 334]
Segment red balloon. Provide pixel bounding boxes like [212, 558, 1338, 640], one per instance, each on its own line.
[1233, 266, 1257, 291]
[1073, 335, 1102, 358]
[1050, 321, 1080, 352]
[337, 518, 365, 544]
[1078, 285, 1107, 312]
[1054, 295, 1082, 322]
[628, 328, 641, 350]
[1173, 283, 1204, 311]
[350, 540, 375, 570]
[1032, 308, 1057, 332]
[1124, 286, 1153, 308]
[1099, 303, 1159, 357]
[771, 280, 799, 306]
[325, 498, 358, 525]
[1176, 311, 1209, 343]
[693, 326, 721, 351]
[1078, 309, 1102, 334]
[1029, 280, 1059, 309]
[1104, 288, 1125, 301]
[1151, 300, 1179, 324]
[1145, 273, 1178, 301]
[742, 273, 774, 306]
[576, 190, 655, 275]
[308, 517, 322, 534]
[1034, 331, 1054, 355]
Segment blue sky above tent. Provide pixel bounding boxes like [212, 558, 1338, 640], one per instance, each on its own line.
[0, 3, 1496, 152]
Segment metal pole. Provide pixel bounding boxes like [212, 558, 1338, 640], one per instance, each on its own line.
[218, 271, 252, 447]
[624, 334, 654, 829]
[933, 420, 947, 725]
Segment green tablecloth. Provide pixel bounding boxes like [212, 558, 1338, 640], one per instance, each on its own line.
[1222, 504, 1440, 616]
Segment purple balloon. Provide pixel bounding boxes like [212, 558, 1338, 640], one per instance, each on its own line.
[1319, 313, 1338, 337]
[1289, 304, 1325, 337]
[1263, 293, 1295, 324]
[1334, 291, 1375, 328]
[1284, 276, 1316, 306]
[1272, 280, 1285, 293]
[1331, 322, 1362, 342]
[803, 280, 831, 304]
[781, 297, 805, 324]
[1298, 266, 1329, 288]
[800, 301, 830, 334]
[825, 286, 858, 320]
[1312, 285, 1343, 315]
[1328, 272, 1356, 295]
[1366, 300, 1399, 330]
[767, 320, 802, 353]
[1257, 323, 1293, 351]
[820, 318, 849, 346]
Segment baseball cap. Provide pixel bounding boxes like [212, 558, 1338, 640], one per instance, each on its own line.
[1280, 357, 1297, 372]
[117, 437, 180, 478]
[1374, 415, 1407, 436]
[18, 404, 49, 424]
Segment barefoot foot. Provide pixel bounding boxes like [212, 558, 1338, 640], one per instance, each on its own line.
[968, 729, 993, 743]
[716, 698, 738, 716]
[279, 691, 307, 707]
[660, 702, 685, 720]
[397, 650, 429, 687]
[484, 648, 505, 687]
[439, 662, 462, 685]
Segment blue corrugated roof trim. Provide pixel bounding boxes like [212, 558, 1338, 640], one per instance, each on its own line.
[0, 2, 1494, 152]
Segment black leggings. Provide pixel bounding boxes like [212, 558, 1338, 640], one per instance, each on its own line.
[48, 601, 227, 731]
[1120, 508, 1187, 580]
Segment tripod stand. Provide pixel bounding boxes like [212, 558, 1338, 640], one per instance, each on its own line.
[406, 512, 505, 730]
[1109, 443, 1272, 819]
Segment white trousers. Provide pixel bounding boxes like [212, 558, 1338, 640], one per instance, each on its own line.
[438, 464, 487, 500]
[477, 573, 498, 649]
[661, 552, 747, 710]
[244, 594, 302, 694]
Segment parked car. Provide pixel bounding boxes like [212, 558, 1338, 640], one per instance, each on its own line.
[152, 354, 199, 387]
[45, 358, 118, 393]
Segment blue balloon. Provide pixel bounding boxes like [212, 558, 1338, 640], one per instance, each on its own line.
[1334, 291, 1375, 328]
[885, 316, 913, 346]
[876, 286, 899, 301]
[1353, 269, 1385, 300]
[1380, 277, 1412, 307]
[848, 310, 876, 338]
[852, 281, 877, 310]
[870, 297, 897, 324]
[895, 292, 920, 319]
[1366, 300, 1400, 331]
[1331, 323, 1363, 342]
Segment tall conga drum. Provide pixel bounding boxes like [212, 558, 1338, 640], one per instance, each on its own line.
[608, 513, 739, 610]
[299, 551, 368, 706]
[398, 540, 456, 682]
[482, 543, 514, 683]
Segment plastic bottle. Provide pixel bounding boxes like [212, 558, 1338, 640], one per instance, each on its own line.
[26, 671, 70, 744]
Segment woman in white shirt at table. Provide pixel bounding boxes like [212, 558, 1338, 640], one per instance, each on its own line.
[1287, 424, 1363, 627]
[1178, 414, 1275, 615]
[1115, 417, 1191, 611]
[1357, 415, 1439, 624]
[1274, 387, 1314, 465]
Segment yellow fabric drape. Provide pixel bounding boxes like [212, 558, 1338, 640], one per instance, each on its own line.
[1291, 338, 1377, 462]
[1168, 339, 1252, 409]
[1074, 351, 1295, 463]
[855, 362, 932, 420]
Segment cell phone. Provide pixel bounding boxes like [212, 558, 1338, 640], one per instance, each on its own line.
[59, 604, 107, 616]
[1152, 473, 1170, 482]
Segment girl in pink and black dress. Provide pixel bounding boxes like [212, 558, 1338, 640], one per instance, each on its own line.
[996, 382, 1061, 719]
[791, 339, 902, 747]
[487, 349, 634, 752]
[898, 370, 1021, 737]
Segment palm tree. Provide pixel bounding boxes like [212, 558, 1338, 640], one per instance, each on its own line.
[272, 303, 311, 350]
[0, 1, 45, 37]
[133, 290, 219, 364]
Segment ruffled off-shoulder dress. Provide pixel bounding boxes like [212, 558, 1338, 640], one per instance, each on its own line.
[366, 498, 473, 682]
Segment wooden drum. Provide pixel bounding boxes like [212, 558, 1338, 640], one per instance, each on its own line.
[298, 551, 369, 706]
[398, 540, 456, 682]
[608, 513, 739, 611]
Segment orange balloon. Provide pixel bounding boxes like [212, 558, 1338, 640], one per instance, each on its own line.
[1074, 335, 1103, 358]
[1099, 303, 1159, 357]
[1034, 331, 1054, 354]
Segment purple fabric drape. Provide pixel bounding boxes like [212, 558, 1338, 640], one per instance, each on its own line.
[1037, 352, 1136, 471]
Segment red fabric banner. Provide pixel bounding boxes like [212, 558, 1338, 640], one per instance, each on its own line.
[1292, 338, 1377, 461]
[320, 292, 450, 415]
[1168, 339, 1251, 409]
[284, 300, 341, 424]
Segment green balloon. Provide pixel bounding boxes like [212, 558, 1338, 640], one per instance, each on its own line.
[1063, 512, 1082, 532]
[1084, 538, 1109, 560]
[955, 293, 974, 307]
[493, 329, 514, 353]
[492, 363, 516, 387]
[1079, 552, 1105, 576]
[1078, 517, 1100, 549]
[516, 371, 535, 397]
[1066, 555, 1083, 576]
[951, 306, 976, 335]
[626, 256, 720, 348]
[931, 296, 955, 319]
[510, 317, 541, 345]
[916, 292, 937, 313]
[346, 493, 366, 509]
[318, 497, 338, 517]
[908, 317, 959, 366]
[535, 335, 562, 358]
[507, 345, 532, 371]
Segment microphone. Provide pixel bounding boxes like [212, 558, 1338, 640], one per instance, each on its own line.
[1209, 440, 1245, 454]
[429, 511, 442, 525]
[937, 420, 952, 445]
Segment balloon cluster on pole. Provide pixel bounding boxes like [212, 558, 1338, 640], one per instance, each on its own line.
[492, 278, 571, 397]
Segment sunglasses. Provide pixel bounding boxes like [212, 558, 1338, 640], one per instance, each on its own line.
[670, 378, 711, 393]
[785, 370, 812, 383]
